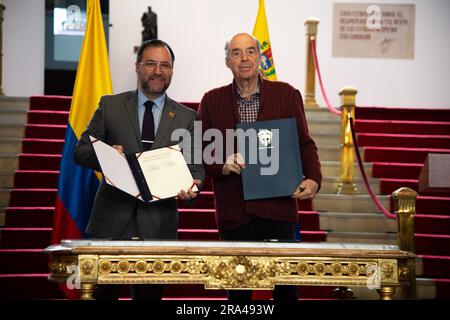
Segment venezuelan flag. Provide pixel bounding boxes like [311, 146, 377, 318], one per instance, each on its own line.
[252, 0, 277, 80]
[51, 0, 112, 244]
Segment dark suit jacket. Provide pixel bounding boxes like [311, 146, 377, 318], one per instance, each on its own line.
[199, 79, 322, 231]
[73, 91, 205, 239]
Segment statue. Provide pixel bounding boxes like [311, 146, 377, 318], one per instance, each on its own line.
[141, 7, 157, 42]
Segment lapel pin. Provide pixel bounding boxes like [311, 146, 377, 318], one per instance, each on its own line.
[168, 112, 175, 118]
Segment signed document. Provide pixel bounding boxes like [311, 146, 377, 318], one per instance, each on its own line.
[90, 136, 197, 203]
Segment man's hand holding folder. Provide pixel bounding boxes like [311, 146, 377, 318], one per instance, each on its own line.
[223, 150, 318, 200]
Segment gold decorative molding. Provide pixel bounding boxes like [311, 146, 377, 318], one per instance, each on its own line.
[71, 255, 401, 289]
[48, 255, 78, 281]
[379, 259, 398, 283]
[79, 255, 98, 282]
[44, 241, 416, 300]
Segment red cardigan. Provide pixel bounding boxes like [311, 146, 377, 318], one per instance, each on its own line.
[198, 79, 322, 231]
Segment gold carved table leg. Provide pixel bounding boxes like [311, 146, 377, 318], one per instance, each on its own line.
[377, 286, 396, 300]
[80, 283, 96, 300]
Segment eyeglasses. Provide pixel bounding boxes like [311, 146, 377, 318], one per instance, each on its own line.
[229, 47, 259, 59]
[139, 60, 173, 72]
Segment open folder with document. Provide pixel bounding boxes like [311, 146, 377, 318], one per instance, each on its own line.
[89, 136, 197, 203]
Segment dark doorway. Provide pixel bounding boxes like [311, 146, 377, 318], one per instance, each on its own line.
[44, 0, 109, 95]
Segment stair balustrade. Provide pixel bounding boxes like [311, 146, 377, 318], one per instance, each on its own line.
[392, 187, 417, 299]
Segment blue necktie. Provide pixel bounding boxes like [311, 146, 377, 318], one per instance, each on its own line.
[142, 100, 155, 151]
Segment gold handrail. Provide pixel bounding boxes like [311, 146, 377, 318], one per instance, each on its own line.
[304, 17, 319, 108]
[336, 86, 358, 194]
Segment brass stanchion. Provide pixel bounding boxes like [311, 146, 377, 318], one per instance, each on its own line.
[0, 1, 5, 96]
[392, 187, 417, 299]
[304, 17, 319, 108]
[392, 187, 417, 252]
[336, 86, 358, 194]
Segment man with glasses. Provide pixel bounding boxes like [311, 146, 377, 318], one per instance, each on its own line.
[73, 39, 204, 300]
[198, 33, 322, 302]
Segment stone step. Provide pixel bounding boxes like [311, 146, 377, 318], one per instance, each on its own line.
[0, 171, 14, 188]
[0, 154, 19, 171]
[318, 146, 340, 161]
[0, 97, 29, 111]
[0, 188, 10, 207]
[320, 211, 397, 233]
[415, 278, 438, 300]
[310, 132, 340, 147]
[308, 120, 340, 134]
[0, 109, 28, 125]
[305, 108, 342, 122]
[0, 138, 23, 154]
[313, 194, 390, 213]
[317, 146, 365, 161]
[325, 231, 396, 245]
[0, 124, 25, 138]
[320, 160, 373, 178]
[320, 176, 379, 194]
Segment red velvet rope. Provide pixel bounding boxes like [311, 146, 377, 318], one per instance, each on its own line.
[310, 38, 341, 116]
[310, 38, 395, 219]
[349, 116, 397, 219]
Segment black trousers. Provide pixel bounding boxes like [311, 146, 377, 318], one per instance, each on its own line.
[220, 217, 299, 302]
[93, 213, 164, 300]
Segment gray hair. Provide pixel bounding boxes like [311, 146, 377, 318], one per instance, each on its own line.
[224, 33, 262, 57]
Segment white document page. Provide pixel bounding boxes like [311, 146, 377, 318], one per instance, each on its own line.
[136, 145, 198, 200]
[89, 136, 143, 200]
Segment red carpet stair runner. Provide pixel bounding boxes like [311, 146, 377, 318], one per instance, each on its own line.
[0, 96, 328, 300]
[355, 106, 450, 299]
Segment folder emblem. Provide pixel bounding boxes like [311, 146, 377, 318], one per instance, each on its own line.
[258, 129, 273, 149]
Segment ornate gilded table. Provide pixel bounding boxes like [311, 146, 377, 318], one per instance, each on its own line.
[44, 240, 416, 300]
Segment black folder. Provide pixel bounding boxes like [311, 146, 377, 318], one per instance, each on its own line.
[124, 153, 153, 203]
[237, 118, 303, 200]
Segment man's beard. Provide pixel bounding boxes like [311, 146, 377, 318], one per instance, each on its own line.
[141, 75, 170, 97]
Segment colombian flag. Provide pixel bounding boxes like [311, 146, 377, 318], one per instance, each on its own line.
[252, 0, 277, 80]
[51, 0, 112, 245]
